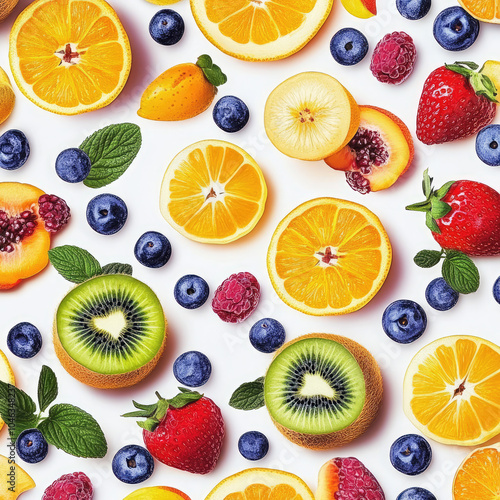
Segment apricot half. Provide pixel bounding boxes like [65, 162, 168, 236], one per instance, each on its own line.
[325, 105, 414, 194]
[340, 0, 377, 18]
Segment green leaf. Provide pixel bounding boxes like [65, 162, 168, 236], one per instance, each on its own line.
[38, 404, 107, 458]
[430, 198, 452, 219]
[434, 181, 455, 200]
[48, 245, 102, 284]
[229, 377, 265, 411]
[442, 251, 480, 294]
[425, 212, 441, 234]
[0, 381, 38, 441]
[38, 366, 58, 413]
[414, 250, 443, 268]
[80, 123, 142, 189]
[454, 61, 479, 70]
[167, 389, 203, 409]
[196, 54, 227, 87]
[422, 168, 432, 197]
[3, 413, 38, 442]
[101, 263, 133, 276]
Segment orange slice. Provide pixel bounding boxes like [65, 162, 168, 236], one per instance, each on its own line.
[190, 0, 333, 62]
[453, 444, 500, 499]
[9, 0, 131, 115]
[204, 468, 315, 500]
[267, 198, 392, 316]
[160, 140, 267, 244]
[404, 336, 500, 446]
[458, 0, 500, 23]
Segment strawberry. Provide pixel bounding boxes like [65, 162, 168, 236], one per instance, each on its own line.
[416, 62, 497, 145]
[123, 388, 224, 475]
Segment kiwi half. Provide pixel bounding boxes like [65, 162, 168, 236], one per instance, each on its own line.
[54, 274, 167, 389]
[264, 333, 382, 449]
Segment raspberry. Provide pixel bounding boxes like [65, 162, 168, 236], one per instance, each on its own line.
[42, 472, 93, 500]
[370, 31, 416, 85]
[212, 272, 260, 323]
[334, 457, 385, 500]
[38, 194, 71, 233]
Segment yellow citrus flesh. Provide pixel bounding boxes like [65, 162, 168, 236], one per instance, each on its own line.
[404, 336, 500, 446]
[9, 0, 131, 115]
[0, 67, 15, 124]
[482, 60, 500, 94]
[160, 140, 267, 244]
[458, 0, 500, 22]
[205, 468, 315, 500]
[340, 0, 375, 18]
[267, 198, 392, 316]
[145, 0, 181, 4]
[453, 444, 500, 500]
[124, 486, 191, 500]
[264, 72, 360, 161]
[0, 455, 35, 499]
[190, 0, 333, 62]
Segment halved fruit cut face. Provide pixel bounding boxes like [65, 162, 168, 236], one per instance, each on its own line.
[160, 140, 267, 244]
[264, 72, 360, 161]
[267, 198, 392, 315]
[404, 335, 500, 446]
[9, 0, 131, 115]
[190, 0, 333, 61]
[458, 0, 500, 23]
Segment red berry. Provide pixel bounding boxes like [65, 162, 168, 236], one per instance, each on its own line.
[38, 194, 71, 233]
[42, 472, 93, 500]
[370, 31, 416, 85]
[334, 457, 385, 499]
[212, 272, 260, 323]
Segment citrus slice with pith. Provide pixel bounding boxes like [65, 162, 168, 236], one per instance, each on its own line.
[190, 0, 333, 62]
[267, 198, 392, 316]
[0, 349, 15, 431]
[458, 0, 500, 23]
[204, 468, 315, 500]
[160, 140, 267, 244]
[404, 335, 500, 446]
[9, 0, 131, 115]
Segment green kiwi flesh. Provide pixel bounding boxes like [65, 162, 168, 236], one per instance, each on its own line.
[56, 274, 165, 375]
[264, 337, 366, 435]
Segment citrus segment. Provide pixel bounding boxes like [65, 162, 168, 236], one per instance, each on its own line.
[191, 0, 333, 61]
[267, 198, 391, 315]
[160, 140, 267, 244]
[9, 0, 131, 115]
[404, 336, 500, 446]
[458, 0, 500, 23]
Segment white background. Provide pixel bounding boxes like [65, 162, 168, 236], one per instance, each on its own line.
[1, 0, 500, 498]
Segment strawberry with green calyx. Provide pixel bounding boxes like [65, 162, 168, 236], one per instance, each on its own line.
[123, 388, 224, 475]
[416, 61, 497, 145]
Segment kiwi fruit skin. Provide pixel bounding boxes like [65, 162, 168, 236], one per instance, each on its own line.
[53, 275, 168, 390]
[266, 333, 383, 449]
[0, 0, 18, 22]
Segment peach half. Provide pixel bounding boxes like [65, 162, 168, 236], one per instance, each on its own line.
[325, 105, 414, 194]
[340, 0, 377, 18]
[123, 487, 191, 500]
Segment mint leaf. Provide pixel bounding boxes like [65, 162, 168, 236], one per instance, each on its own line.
[48, 245, 102, 283]
[0, 381, 37, 441]
[7, 414, 39, 442]
[38, 404, 107, 458]
[81, 123, 142, 189]
[196, 54, 227, 87]
[229, 377, 265, 410]
[101, 263, 132, 276]
[414, 250, 442, 268]
[442, 251, 480, 294]
[38, 366, 58, 413]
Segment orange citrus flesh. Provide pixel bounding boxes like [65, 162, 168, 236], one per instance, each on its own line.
[160, 140, 267, 244]
[458, 0, 500, 22]
[404, 336, 500, 446]
[9, 0, 131, 115]
[267, 198, 392, 316]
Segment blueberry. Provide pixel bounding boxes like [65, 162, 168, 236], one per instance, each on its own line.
[7, 322, 42, 359]
[382, 300, 427, 344]
[149, 9, 184, 46]
[397, 487, 437, 500]
[238, 431, 269, 461]
[213, 96, 249, 133]
[396, 0, 431, 20]
[112, 445, 154, 484]
[476, 125, 500, 166]
[494, 276, 500, 304]
[174, 274, 210, 309]
[433, 7, 479, 51]
[55, 148, 91, 183]
[173, 351, 212, 387]
[134, 231, 171, 268]
[330, 28, 369, 66]
[0, 130, 30, 170]
[86, 193, 127, 235]
[249, 318, 286, 353]
[425, 277, 459, 311]
[390, 434, 432, 476]
[16, 429, 48, 464]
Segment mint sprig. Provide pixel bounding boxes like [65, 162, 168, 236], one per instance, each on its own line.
[48, 245, 132, 283]
[229, 377, 265, 411]
[196, 55, 227, 87]
[0, 366, 107, 458]
[80, 123, 142, 188]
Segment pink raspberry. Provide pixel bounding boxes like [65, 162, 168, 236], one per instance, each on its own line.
[212, 272, 260, 323]
[42, 472, 93, 500]
[38, 194, 71, 233]
[370, 31, 416, 85]
[335, 457, 385, 500]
